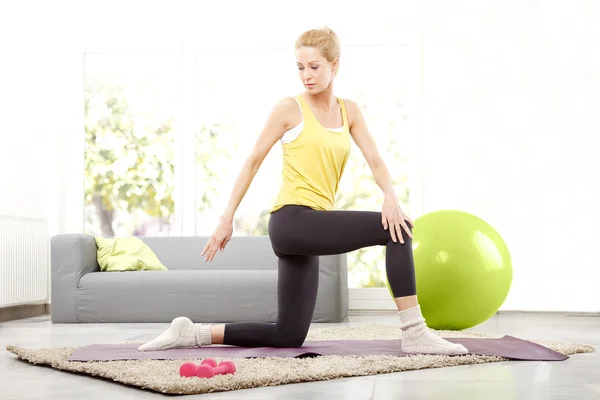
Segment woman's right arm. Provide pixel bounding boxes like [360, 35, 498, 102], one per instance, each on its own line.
[201, 97, 297, 261]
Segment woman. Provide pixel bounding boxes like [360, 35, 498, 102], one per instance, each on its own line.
[139, 27, 467, 355]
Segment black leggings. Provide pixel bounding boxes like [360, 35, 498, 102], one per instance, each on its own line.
[222, 205, 416, 348]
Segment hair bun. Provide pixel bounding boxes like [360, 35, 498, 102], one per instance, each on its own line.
[295, 26, 341, 62]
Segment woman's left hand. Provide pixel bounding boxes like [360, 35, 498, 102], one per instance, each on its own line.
[381, 195, 413, 244]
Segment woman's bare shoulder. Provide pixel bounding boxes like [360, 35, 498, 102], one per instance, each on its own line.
[270, 96, 302, 131]
[340, 97, 359, 112]
[339, 98, 361, 126]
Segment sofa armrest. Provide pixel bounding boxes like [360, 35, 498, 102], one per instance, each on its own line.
[51, 234, 100, 323]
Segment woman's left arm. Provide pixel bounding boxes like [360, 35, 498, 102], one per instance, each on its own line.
[345, 99, 413, 243]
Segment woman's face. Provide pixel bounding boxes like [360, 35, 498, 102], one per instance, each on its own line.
[296, 46, 337, 93]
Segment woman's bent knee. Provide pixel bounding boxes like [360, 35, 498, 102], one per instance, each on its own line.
[273, 330, 307, 348]
[277, 336, 306, 348]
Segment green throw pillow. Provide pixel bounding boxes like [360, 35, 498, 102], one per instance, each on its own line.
[95, 236, 168, 272]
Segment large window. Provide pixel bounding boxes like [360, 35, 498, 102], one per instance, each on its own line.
[82, 31, 420, 300]
[84, 53, 179, 237]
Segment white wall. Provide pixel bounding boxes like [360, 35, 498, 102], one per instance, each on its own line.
[0, 2, 85, 306]
[0, 32, 49, 221]
[0, 2, 85, 235]
[420, 0, 600, 312]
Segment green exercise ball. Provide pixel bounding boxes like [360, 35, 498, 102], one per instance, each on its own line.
[388, 210, 512, 330]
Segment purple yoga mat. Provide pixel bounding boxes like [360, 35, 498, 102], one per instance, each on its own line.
[68, 336, 568, 362]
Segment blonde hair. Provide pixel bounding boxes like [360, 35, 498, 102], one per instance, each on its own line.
[295, 26, 341, 62]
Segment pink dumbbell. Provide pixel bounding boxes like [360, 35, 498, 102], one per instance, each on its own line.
[179, 359, 236, 378]
[180, 359, 218, 377]
[179, 362, 198, 377]
[196, 361, 236, 378]
[200, 358, 217, 368]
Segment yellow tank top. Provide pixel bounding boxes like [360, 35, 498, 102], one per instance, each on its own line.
[271, 96, 351, 212]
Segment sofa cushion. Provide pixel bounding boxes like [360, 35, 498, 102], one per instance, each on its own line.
[95, 236, 168, 272]
[77, 270, 278, 323]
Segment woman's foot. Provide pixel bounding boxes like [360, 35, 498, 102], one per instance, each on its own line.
[138, 316, 212, 352]
[398, 305, 468, 355]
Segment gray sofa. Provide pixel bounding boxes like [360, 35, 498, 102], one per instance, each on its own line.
[50, 234, 349, 324]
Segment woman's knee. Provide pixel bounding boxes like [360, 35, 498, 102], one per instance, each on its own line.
[274, 331, 307, 348]
[386, 229, 413, 246]
[402, 223, 413, 242]
[273, 325, 309, 348]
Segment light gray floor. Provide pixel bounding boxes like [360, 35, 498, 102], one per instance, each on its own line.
[1, 311, 599, 399]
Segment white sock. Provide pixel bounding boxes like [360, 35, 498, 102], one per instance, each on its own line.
[137, 316, 212, 352]
[398, 305, 468, 355]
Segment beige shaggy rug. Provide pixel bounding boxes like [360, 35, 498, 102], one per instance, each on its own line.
[5, 324, 595, 396]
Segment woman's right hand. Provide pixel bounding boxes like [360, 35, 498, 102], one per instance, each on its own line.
[201, 218, 233, 262]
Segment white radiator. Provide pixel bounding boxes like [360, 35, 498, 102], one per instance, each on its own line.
[0, 215, 49, 307]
